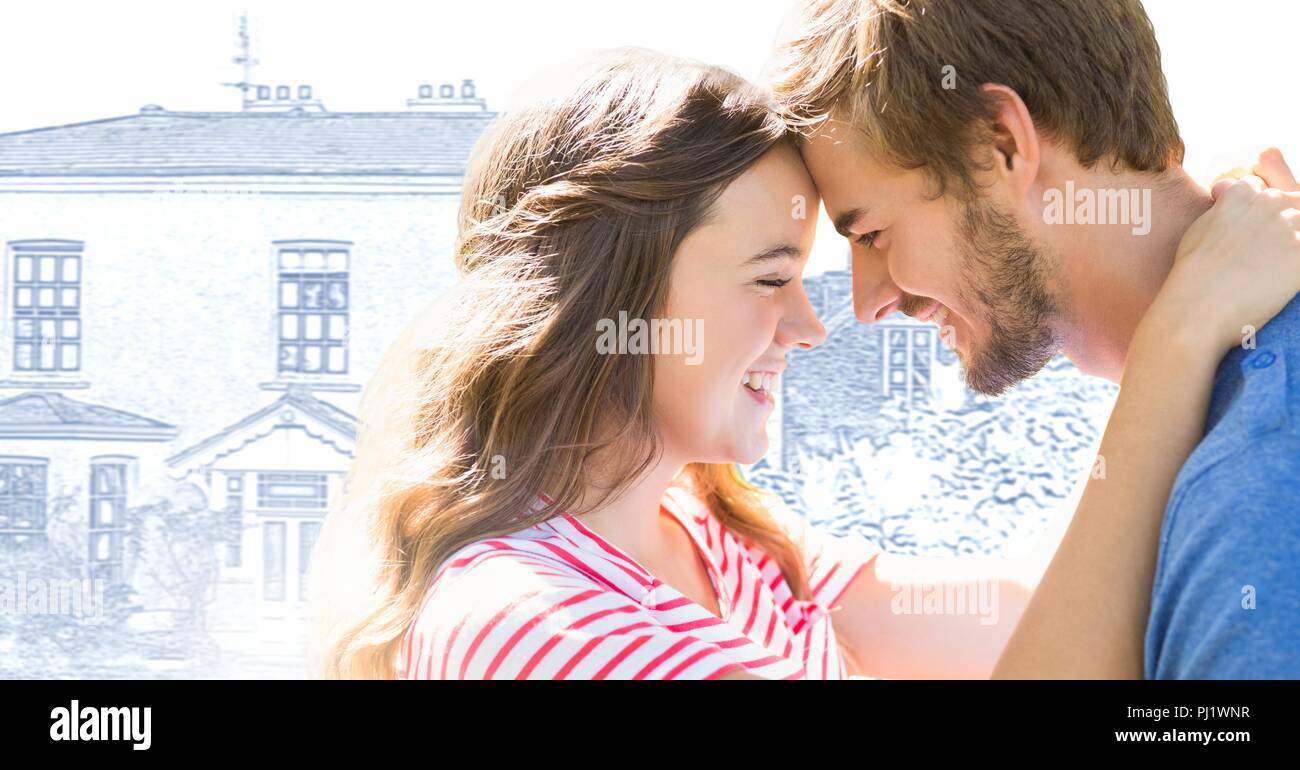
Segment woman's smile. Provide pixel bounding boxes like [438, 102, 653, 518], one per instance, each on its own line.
[741, 369, 780, 409]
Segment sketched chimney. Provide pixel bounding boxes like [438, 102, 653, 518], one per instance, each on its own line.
[245, 83, 327, 113]
[406, 78, 487, 112]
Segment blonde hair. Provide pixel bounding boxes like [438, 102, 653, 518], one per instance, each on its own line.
[309, 48, 849, 679]
[769, 0, 1184, 199]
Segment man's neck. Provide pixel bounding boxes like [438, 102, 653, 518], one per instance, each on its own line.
[1043, 164, 1212, 382]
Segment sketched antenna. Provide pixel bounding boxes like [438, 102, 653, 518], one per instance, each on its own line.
[220, 11, 261, 110]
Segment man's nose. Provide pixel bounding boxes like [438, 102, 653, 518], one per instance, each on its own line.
[851, 248, 902, 323]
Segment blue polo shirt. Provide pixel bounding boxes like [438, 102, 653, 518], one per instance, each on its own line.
[1144, 294, 1300, 679]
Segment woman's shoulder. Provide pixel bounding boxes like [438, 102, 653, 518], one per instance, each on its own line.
[400, 523, 745, 679]
[400, 529, 607, 678]
[425, 525, 589, 599]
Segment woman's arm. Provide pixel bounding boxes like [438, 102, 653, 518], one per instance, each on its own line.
[830, 469, 1090, 679]
[993, 177, 1300, 678]
[831, 550, 1036, 679]
[829, 337, 1216, 682]
[717, 668, 767, 680]
[827, 468, 1094, 678]
[990, 324, 1215, 678]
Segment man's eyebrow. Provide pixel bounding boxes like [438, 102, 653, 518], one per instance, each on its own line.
[833, 207, 867, 239]
[743, 244, 803, 266]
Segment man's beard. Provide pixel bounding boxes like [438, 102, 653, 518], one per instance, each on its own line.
[951, 196, 1060, 396]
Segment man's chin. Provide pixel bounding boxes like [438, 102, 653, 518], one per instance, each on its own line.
[960, 341, 1057, 397]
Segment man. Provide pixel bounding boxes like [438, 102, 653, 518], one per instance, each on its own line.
[769, 0, 1299, 677]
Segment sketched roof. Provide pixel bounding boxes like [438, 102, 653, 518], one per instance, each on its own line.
[0, 109, 498, 177]
[165, 385, 357, 469]
[0, 391, 179, 440]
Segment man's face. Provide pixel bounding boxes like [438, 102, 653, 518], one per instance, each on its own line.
[799, 116, 1062, 396]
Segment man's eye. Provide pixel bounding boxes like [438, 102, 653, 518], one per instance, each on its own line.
[756, 277, 792, 288]
[855, 230, 881, 248]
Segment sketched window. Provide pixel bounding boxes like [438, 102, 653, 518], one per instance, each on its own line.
[910, 329, 933, 403]
[225, 474, 243, 568]
[263, 521, 286, 602]
[299, 521, 321, 602]
[881, 326, 933, 404]
[276, 244, 349, 375]
[256, 472, 328, 509]
[10, 242, 82, 373]
[89, 461, 128, 583]
[0, 458, 48, 546]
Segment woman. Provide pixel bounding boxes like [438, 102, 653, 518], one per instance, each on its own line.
[307, 48, 1300, 679]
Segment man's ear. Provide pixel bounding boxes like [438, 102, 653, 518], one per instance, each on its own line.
[978, 83, 1039, 198]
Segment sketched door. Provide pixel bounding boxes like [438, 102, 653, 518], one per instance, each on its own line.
[254, 472, 326, 626]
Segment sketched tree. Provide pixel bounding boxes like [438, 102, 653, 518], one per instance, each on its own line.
[0, 488, 138, 679]
[0, 479, 235, 678]
[745, 356, 1119, 559]
[126, 481, 234, 669]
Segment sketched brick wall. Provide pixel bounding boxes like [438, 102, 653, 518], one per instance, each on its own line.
[0, 192, 463, 445]
[0, 103, 496, 677]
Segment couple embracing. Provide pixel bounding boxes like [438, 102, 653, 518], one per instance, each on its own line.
[311, 0, 1300, 680]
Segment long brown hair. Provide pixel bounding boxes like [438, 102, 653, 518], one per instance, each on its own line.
[309, 47, 843, 679]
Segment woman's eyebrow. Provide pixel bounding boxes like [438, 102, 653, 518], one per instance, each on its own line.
[743, 244, 803, 266]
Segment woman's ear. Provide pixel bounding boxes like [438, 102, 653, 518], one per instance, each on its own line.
[978, 83, 1040, 199]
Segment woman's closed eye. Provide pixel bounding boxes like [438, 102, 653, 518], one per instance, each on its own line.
[756, 277, 792, 288]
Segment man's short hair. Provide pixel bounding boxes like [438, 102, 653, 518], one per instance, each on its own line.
[770, 0, 1185, 198]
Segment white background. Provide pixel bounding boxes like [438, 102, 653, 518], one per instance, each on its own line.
[1, 0, 1294, 276]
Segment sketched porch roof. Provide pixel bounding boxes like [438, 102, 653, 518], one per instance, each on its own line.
[0, 391, 179, 441]
[0, 108, 498, 177]
[165, 385, 358, 474]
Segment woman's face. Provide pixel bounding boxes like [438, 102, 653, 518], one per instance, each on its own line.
[652, 142, 826, 466]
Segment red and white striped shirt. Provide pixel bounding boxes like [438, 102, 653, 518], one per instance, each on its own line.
[397, 485, 880, 679]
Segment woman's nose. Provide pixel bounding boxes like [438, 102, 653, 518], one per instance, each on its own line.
[783, 286, 827, 350]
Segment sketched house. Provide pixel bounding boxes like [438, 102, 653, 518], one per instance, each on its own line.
[0, 80, 495, 675]
[777, 265, 966, 471]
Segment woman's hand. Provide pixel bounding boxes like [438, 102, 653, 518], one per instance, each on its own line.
[1138, 149, 1300, 357]
[1209, 146, 1298, 199]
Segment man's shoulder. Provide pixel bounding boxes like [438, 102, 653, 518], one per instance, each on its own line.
[1145, 302, 1300, 678]
[1146, 429, 1300, 679]
[1160, 373, 1300, 566]
[1173, 294, 1300, 485]
[1165, 431, 1300, 531]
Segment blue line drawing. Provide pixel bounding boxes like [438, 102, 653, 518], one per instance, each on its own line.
[0, 14, 1116, 679]
[747, 267, 1117, 561]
